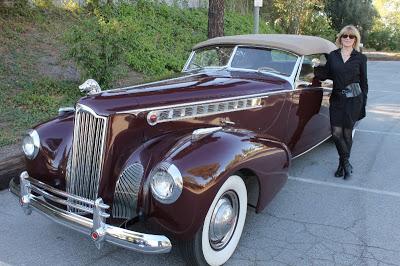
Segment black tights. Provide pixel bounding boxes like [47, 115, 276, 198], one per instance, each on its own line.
[331, 126, 353, 161]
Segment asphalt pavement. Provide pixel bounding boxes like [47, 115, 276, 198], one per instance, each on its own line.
[0, 61, 399, 266]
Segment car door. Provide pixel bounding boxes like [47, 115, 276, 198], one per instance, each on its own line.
[286, 54, 331, 156]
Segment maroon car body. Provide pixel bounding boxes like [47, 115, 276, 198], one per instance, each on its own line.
[11, 34, 337, 265]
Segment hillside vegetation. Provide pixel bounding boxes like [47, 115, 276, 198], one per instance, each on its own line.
[0, 1, 274, 146]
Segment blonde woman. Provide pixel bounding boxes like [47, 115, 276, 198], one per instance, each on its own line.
[323, 25, 368, 179]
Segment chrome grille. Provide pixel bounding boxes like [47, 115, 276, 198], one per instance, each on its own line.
[112, 163, 144, 219]
[66, 104, 108, 213]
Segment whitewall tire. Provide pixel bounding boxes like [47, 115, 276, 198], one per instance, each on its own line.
[180, 175, 247, 266]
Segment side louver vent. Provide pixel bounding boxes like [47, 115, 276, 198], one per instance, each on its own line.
[112, 163, 144, 219]
[147, 97, 263, 125]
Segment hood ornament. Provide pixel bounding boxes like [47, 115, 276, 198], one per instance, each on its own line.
[79, 79, 102, 95]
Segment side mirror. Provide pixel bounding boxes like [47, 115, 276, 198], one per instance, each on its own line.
[79, 79, 102, 95]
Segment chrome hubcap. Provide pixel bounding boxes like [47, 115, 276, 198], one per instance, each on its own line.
[209, 190, 239, 250]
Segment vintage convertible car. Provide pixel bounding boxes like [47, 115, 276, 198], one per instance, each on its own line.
[10, 34, 337, 265]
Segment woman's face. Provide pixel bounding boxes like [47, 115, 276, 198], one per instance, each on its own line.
[341, 33, 356, 48]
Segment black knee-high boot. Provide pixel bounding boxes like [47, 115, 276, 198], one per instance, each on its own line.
[334, 161, 344, 177]
[331, 127, 352, 179]
[342, 128, 354, 179]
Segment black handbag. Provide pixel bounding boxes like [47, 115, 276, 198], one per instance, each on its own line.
[341, 83, 362, 98]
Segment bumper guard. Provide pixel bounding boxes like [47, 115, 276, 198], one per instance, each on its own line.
[9, 171, 172, 254]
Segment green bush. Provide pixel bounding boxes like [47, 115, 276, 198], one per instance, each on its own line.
[301, 13, 336, 42]
[64, 10, 125, 87]
[64, 1, 275, 82]
[367, 27, 400, 51]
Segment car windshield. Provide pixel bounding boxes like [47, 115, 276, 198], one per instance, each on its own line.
[186, 46, 235, 70]
[231, 47, 298, 76]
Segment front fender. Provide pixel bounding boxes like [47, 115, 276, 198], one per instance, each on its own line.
[145, 129, 290, 240]
[25, 114, 75, 190]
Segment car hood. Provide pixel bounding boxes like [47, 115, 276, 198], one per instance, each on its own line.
[78, 70, 291, 116]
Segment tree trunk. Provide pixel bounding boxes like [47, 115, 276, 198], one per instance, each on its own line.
[208, 0, 224, 39]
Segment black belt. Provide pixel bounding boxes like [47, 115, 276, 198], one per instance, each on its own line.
[339, 83, 362, 98]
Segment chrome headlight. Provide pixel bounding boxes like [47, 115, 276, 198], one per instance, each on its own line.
[150, 162, 183, 204]
[22, 129, 40, 160]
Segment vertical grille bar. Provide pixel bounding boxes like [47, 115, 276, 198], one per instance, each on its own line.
[66, 105, 107, 213]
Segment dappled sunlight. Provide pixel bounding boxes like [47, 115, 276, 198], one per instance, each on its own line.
[62, 0, 82, 13]
[367, 104, 400, 119]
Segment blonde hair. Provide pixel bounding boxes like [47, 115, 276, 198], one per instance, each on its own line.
[335, 25, 361, 51]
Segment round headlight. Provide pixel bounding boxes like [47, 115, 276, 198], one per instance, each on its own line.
[22, 129, 40, 160]
[150, 162, 183, 204]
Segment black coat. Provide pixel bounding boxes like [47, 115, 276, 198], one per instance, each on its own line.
[316, 49, 368, 120]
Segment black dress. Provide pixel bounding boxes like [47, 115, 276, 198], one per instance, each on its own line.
[324, 49, 368, 129]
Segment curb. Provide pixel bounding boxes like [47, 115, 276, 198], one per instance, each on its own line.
[0, 153, 25, 191]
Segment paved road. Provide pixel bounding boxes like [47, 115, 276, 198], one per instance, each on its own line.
[1, 61, 399, 266]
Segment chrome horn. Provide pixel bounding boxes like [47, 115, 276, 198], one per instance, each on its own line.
[79, 79, 102, 95]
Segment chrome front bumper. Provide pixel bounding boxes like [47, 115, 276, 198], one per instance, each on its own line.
[9, 171, 172, 254]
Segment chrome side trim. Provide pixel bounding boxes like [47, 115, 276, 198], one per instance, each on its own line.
[11, 172, 171, 254]
[117, 90, 296, 116]
[146, 97, 263, 125]
[292, 135, 331, 160]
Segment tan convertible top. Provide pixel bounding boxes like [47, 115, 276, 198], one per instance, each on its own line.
[192, 34, 337, 55]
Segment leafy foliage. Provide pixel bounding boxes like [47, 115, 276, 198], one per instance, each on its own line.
[64, 10, 125, 88]
[368, 27, 400, 51]
[367, 0, 400, 51]
[65, 0, 275, 81]
[301, 10, 336, 41]
[270, 0, 324, 35]
[324, 0, 378, 41]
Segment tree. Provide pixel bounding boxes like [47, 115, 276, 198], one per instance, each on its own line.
[373, 0, 400, 32]
[324, 0, 378, 40]
[272, 0, 324, 34]
[208, 0, 224, 38]
[367, 0, 400, 50]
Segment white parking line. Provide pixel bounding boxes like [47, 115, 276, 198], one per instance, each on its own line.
[288, 176, 400, 198]
[356, 129, 400, 137]
[369, 90, 400, 94]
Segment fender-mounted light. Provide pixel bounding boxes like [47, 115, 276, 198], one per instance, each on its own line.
[149, 113, 158, 124]
[22, 129, 40, 160]
[150, 162, 183, 204]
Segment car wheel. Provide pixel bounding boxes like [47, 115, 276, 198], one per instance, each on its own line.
[180, 175, 247, 266]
